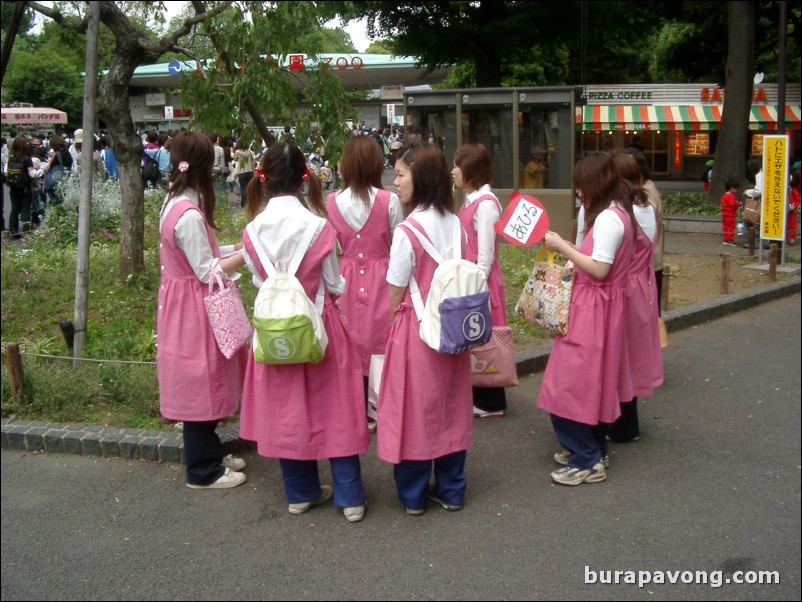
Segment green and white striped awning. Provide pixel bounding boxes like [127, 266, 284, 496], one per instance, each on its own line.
[576, 104, 801, 131]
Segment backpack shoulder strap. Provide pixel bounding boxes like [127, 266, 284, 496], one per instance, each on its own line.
[245, 221, 278, 280]
[288, 218, 322, 276]
[289, 218, 326, 314]
[400, 217, 444, 264]
[399, 215, 460, 322]
[247, 218, 325, 313]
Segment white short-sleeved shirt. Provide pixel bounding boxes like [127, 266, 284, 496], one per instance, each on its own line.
[575, 204, 625, 264]
[463, 184, 501, 275]
[243, 195, 345, 295]
[333, 186, 403, 232]
[387, 207, 459, 288]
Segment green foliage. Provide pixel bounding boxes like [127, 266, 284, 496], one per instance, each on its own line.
[661, 192, 721, 216]
[2, 47, 83, 121]
[365, 40, 394, 55]
[2, 3, 36, 36]
[0, 193, 249, 428]
[296, 26, 358, 53]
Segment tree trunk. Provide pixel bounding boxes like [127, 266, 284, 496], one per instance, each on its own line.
[474, 0, 504, 87]
[96, 51, 149, 279]
[710, 2, 755, 203]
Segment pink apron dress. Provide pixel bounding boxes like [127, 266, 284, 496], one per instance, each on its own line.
[537, 206, 635, 425]
[458, 194, 507, 326]
[377, 218, 473, 464]
[239, 221, 370, 460]
[157, 199, 245, 422]
[625, 221, 664, 396]
[327, 190, 392, 375]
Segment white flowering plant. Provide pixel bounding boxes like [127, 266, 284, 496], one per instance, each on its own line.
[40, 175, 122, 246]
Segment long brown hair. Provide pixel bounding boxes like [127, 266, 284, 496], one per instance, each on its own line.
[11, 137, 30, 160]
[398, 143, 453, 215]
[610, 149, 648, 208]
[167, 131, 218, 228]
[574, 152, 636, 237]
[338, 135, 384, 207]
[246, 142, 325, 221]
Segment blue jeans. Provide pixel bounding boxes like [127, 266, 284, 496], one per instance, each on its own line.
[279, 456, 365, 508]
[551, 414, 608, 469]
[393, 450, 467, 510]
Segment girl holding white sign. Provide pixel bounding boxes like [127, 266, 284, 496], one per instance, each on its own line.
[452, 143, 508, 418]
[537, 152, 637, 486]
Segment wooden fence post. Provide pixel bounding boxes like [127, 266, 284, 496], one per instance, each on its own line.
[661, 265, 671, 312]
[769, 243, 778, 281]
[720, 254, 730, 295]
[4, 343, 25, 403]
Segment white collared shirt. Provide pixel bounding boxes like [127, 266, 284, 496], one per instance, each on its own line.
[462, 184, 501, 275]
[575, 203, 626, 264]
[387, 206, 460, 288]
[243, 195, 345, 294]
[159, 189, 237, 283]
[332, 186, 403, 232]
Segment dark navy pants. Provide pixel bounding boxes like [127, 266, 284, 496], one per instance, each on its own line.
[551, 414, 609, 469]
[393, 450, 467, 510]
[279, 456, 365, 508]
[183, 420, 225, 485]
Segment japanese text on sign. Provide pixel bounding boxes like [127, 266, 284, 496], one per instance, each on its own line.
[761, 135, 788, 241]
[503, 198, 545, 243]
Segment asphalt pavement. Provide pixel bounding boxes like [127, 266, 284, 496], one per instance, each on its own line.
[2, 294, 800, 601]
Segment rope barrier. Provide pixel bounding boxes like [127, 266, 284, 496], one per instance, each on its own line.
[17, 352, 156, 366]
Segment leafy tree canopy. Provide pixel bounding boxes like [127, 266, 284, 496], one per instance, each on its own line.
[3, 46, 83, 120]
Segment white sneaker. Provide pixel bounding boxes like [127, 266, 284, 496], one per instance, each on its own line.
[343, 503, 367, 522]
[288, 484, 333, 515]
[222, 454, 246, 471]
[186, 467, 246, 489]
[473, 406, 505, 418]
[550, 462, 606, 486]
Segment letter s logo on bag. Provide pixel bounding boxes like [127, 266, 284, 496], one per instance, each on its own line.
[463, 312, 487, 341]
[268, 336, 295, 359]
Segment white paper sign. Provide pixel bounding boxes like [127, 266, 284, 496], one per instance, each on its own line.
[502, 197, 545, 243]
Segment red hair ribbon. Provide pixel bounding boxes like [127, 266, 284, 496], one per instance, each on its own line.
[302, 168, 311, 180]
[254, 166, 266, 181]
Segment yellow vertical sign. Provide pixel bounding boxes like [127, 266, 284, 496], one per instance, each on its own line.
[761, 135, 789, 240]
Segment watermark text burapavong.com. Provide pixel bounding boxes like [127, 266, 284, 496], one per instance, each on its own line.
[585, 566, 780, 588]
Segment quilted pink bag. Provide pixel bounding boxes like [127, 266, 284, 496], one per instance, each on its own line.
[203, 267, 251, 359]
[470, 326, 519, 388]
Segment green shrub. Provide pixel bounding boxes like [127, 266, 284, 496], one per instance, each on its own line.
[1, 190, 246, 429]
[662, 192, 720, 216]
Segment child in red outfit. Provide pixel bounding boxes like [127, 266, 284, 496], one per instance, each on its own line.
[788, 161, 800, 244]
[720, 179, 741, 246]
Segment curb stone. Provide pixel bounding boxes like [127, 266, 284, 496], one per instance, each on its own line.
[2, 279, 799, 465]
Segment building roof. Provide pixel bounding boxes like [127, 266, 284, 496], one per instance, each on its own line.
[127, 54, 452, 92]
